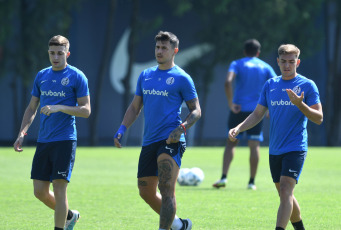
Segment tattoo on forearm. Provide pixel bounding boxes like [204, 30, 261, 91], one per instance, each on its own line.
[168, 127, 183, 141]
[184, 98, 201, 129]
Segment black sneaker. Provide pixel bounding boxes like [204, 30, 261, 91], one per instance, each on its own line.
[179, 218, 192, 230]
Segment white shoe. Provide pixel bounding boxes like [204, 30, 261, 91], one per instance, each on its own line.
[179, 218, 192, 230]
[212, 178, 227, 188]
[65, 210, 80, 230]
[247, 183, 257, 190]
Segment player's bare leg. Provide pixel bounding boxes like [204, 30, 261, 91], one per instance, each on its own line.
[138, 176, 161, 214]
[275, 176, 297, 229]
[222, 139, 238, 176]
[290, 195, 302, 223]
[52, 179, 69, 228]
[248, 140, 260, 189]
[33, 180, 56, 209]
[157, 153, 179, 230]
[213, 139, 238, 188]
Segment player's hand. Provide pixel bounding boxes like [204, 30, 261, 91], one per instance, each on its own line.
[228, 127, 240, 142]
[114, 125, 127, 148]
[40, 105, 59, 116]
[114, 133, 122, 148]
[166, 126, 182, 144]
[230, 103, 241, 114]
[286, 89, 304, 106]
[13, 133, 25, 152]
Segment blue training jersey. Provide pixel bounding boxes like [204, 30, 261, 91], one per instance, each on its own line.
[229, 57, 277, 112]
[136, 65, 198, 146]
[31, 65, 89, 143]
[258, 74, 320, 155]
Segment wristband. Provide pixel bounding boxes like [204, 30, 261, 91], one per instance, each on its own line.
[114, 125, 127, 142]
[180, 124, 186, 135]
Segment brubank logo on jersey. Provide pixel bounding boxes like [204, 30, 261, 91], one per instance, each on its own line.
[271, 99, 294, 106]
[41, 90, 66, 97]
[143, 88, 169, 97]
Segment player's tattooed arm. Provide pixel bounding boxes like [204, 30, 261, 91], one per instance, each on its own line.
[183, 97, 201, 129]
[166, 97, 201, 144]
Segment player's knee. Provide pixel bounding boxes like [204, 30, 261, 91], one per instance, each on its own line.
[33, 188, 48, 200]
[138, 188, 154, 203]
[158, 182, 173, 196]
[279, 184, 293, 198]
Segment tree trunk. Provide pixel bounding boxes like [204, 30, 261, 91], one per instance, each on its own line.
[89, 0, 116, 146]
[121, 0, 139, 145]
[325, 1, 341, 146]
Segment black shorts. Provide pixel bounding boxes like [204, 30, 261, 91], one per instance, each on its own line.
[137, 140, 186, 178]
[228, 111, 264, 141]
[269, 151, 307, 183]
[31, 140, 77, 182]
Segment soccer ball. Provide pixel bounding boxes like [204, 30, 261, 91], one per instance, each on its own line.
[177, 167, 204, 186]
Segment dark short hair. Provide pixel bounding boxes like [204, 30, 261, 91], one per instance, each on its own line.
[48, 35, 70, 51]
[244, 39, 261, 56]
[155, 31, 179, 49]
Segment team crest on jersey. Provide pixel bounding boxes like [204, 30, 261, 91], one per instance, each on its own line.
[293, 85, 301, 94]
[166, 77, 175, 85]
[61, 77, 70, 86]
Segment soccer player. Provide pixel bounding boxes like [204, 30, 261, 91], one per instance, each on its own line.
[213, 39, 277, 190]
[13, 35, 91, 230]
[228, 44, 323, 230]
[114, 31, 201, 230]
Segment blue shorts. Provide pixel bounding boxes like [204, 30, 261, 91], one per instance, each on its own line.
[31, 140, 77, 182]
[137, 140, 186, 178]
[228, 111, 264, 141]
[269, 151, 307, 184]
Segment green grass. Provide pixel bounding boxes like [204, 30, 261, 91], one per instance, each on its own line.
[0, 146, 340, 229]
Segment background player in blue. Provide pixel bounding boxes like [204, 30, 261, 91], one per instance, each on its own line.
[114, 31, 201, 230]
[213, 39, 277, 190]
[228, 44, 323, 230]
[13, 35, 91, 230]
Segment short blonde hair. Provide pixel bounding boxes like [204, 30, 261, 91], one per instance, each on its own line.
[48, 35, 70, 51]
[278, 44, 300, 58]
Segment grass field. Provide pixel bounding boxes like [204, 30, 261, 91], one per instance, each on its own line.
[0, 146, 340, 230]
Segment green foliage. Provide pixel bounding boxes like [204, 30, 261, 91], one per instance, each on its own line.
[1, 146, 340, 229]
[168, 0, 324, 63]
[0, 0, 80, 84]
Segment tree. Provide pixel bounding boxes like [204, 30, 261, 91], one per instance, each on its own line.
[89, 0, 117, 146]
[0, 0, 79, 139]
[325, 0, 341, 145]
[167, 0, 325, 144]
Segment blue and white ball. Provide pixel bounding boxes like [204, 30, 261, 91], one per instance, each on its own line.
[177, 167, 204, 186]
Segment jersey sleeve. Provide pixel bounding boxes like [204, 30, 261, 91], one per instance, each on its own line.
[258, 80, 269, 108]
[75, 71, 90, 98]
[31, 72, 41, 97]
[135, 72, 143, 96]
[228, 60, 238, 74]
[267, 65, 277, 79]
[305, 80, 321, 106]
[181, 75, 198, 102]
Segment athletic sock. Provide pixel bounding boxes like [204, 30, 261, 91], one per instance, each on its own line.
[55, 227, 63, 230]
[275, 227, 284, 230]
[292, 220, 305, 230]
[171, 215, 183, 229]
[248, 178, 255, 184]
[67, 209, 73, 220]
[221, 174, 227, 180]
